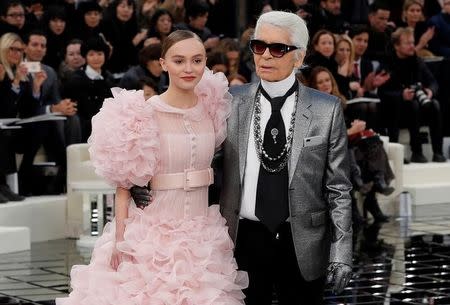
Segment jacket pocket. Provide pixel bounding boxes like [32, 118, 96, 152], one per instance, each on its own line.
[311, 210, 328, 227]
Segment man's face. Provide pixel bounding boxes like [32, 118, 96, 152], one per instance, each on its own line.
[253, 23, 303, 82]
[2, 5, 25, 29]
[189, 13, 208, 30]
[25, 35, 47, 62]
[369, 9, 390, 32]
[443, 0, 450, 14]
[394, 33, 415, 58]
[352, 32, 369, 58]
[321, 0, 341, 15]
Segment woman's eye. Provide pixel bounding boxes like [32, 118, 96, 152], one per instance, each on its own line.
[174, 60, 183, 64]
[194, 59, 203, 64]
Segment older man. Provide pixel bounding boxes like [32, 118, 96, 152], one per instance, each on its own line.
[219, 11, 352, 305]
[131, 11, 353, 305]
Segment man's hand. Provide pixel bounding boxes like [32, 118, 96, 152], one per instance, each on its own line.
[51, 99, 77, 116]
[129, 185, 152, 209]
[424, 88, 433, 99]
[327, 262, 352, 294]
[402, 88, 415, 101]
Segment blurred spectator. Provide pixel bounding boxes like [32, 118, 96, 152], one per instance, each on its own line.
[140, 76, 158, 100]
[379, 27, 446, 163]
[206, 51, 229, 74]
[428, 0, 450, 57]
[215, 38, 241, 76]
[119, 43, 167, 93]
[63, 35, 114, 142]
[176, 1, 218, 50]
[305, 29, 349, 97]
[341, 0, 370, 24]
[348, 25, 389, 129]
[75, 1, 104, 42]
[278, 0, 315, 25]
[42, 5, 72, 71]
[310, 0, 349, 35]
[367, 2, 395, 65]
[309, 66, 394, 223]
[401, 0, 436, 57]
[143, 8, 175, 46]
[0, 0, 33, 39]
[58, 39, 85, 88]
[160, 0, 185, 24]
[335, 34, 356, 98]
[137, 0, 161, 28]
[228, 73, 248, 86]
[103, 0, 143, 78]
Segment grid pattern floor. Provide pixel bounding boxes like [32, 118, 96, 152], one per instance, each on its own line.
[1, 214, 450, 304]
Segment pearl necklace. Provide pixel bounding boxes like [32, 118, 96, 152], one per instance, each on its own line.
[253, 88, 299, 173]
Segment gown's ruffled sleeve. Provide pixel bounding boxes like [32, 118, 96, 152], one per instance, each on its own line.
[194, 68, 232, 148]
[87, 88, 159, 189]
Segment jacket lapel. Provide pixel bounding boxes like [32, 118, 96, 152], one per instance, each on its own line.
[238, 83, 258, 184]
[289, 83, 312, 185]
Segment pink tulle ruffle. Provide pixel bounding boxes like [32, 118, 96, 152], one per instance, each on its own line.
[87, 88, 159, 189]
[195, 69, 232, 148]
[56, 205, 248, 305]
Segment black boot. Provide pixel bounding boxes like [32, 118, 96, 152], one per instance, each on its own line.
[363, 192, 389, 223]
[0, 184, 25, 201]
[373, 173, 395, 196]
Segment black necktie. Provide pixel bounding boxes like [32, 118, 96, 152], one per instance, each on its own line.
[255, 81, 298, 233]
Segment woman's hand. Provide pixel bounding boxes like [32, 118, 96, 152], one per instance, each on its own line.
[13, 64, 28, 86]
[0, 64, 5, 82]
[133, 29, 148, 46]
[144, 37, 161, 47]
[338, 58, 351, 77]
[32, 70, 47, 95]
[110, 246, 123, 270]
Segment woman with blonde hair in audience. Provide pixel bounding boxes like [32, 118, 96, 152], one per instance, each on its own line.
[401, 0, 435, 57]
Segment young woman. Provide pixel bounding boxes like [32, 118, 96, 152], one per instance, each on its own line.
[309, 66, 394, 223]
[143, 8, 175, 46]
[56, 30, 247, 305]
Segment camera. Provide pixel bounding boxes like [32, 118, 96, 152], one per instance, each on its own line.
[410, 82, 431, 106]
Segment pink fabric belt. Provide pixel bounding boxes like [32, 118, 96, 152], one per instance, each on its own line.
[151, 168, 214, 191]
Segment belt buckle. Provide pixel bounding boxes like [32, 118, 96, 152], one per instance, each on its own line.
[183, 168, 194, 191]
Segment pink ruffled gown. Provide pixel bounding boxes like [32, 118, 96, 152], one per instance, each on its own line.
[56, 71, 248, 305]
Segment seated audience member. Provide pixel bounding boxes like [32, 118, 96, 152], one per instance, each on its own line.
[143, 8, 175, 46]
[379, 27, 446, 163]
[427, 0, 450, 58]
[305, 29, 350, 98]
[367, 2, 395, 65]
[42, 5, 72, 71]
[62, 35, 114, 142]
[310, 0, 349, 35]
[228, 73, 247, 86]
[140, 76, 158, 100]
[176, 1, 218, 50]
[58, 39, 85, 88]
[206, 51, 229, 75]
[0, 0, 33, 39]
[214, 38, 242, 77]
[0, 33, 30, 202]
[347, 25, 390, 129]
[119, 43, 167, 93]
[74, 1, 105, 42]
[309, 66, 394, 223]
[401, 0, 436, 57]
[102, 0, 144, 78]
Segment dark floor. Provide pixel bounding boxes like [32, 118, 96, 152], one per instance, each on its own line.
[1, 215, 450, 305]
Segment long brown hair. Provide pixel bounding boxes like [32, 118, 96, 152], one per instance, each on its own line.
[308, 66, 347, 108]
[161, 30, 203, 58]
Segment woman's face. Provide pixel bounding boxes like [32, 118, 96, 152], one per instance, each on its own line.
[6, 40, 24, 66]
[405, 3, 423, 24]
[49, 18, 66, 35]
[156, 14, 172, 35]
[116, 1, 134, 22]
[315, 34, 334, 58]
[86, 50, 105, 71]
[159, 37, 206, 92]
[65, 43, 85, 69]
[315, 71, 333, 94]
[335, 40, 351, 63]
[143, 84, 156, 100]
[84, 11, 101, 28]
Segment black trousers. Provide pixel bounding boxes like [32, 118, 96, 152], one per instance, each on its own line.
[380, 98, 443, 154]
[235, 219, 326, 305]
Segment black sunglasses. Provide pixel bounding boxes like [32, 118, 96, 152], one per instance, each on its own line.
[249, 39, 299, 58]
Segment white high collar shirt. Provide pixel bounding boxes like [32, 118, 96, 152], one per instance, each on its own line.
[239, 70, 297, 221]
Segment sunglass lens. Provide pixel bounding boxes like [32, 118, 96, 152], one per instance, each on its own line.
[269, 44, 286, 58]
[251, 40, 267, 54]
